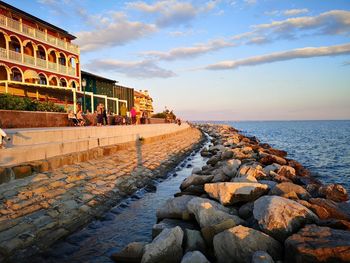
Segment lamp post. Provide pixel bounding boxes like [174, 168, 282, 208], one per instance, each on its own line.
[82, 78, 87, 112]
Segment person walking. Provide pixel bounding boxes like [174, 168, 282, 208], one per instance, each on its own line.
[96, 103, 103, 126]
[130, 107, 137, 125]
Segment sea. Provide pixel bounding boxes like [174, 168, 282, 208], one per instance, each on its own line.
[212, 120, 350, 191]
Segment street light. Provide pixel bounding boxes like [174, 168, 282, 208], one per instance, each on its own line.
[82, 78, 87, 112]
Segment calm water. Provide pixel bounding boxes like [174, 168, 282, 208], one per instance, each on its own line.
[216, 120, 350, 190]
[29, 137, 210, 263]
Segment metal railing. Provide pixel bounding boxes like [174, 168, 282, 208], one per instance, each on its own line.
[0, 14, 79, 54]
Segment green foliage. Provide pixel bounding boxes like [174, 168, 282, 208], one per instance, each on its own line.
[152, 112, 167, 118]
[0, 93, 65, 112]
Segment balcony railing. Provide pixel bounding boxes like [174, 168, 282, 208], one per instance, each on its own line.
[0, 14, 79, 54]
[0, 47, 77, 76]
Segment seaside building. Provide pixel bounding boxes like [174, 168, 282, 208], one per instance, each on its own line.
[134, 89, 154, 117]
[0, 1, 81, 111]
[81, 70, 133, 114]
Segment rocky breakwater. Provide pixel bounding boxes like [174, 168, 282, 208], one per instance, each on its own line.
[112, 123, 350, 263]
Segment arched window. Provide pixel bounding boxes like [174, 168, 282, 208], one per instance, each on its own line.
[38, 73, 47, 85]
[59, 78, 67, 87]
[49, 76, 58, 86]
[11, 67, 22, 82]
[0, 65, 9, 81]
[0, 31, 7, 49]
[9, 36, 21, 53]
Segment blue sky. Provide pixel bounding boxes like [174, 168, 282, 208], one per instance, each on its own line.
[5, 0, 350, 120]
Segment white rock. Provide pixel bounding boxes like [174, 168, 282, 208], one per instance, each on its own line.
[187, 197, 243, 228]
[213, 225, 282, 263]
[142, 227, 184, 263]
[253, 196, 318, 241]
[156, 195, 195, 220]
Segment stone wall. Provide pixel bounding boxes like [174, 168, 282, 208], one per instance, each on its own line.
[0, 110, 69, 128]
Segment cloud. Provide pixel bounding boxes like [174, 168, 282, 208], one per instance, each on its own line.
[283, 8, 309, 16]
[127, 0, 218, 27]
[255, 10, 350, 36]
[244, 0, 257, 5]
[204, 43, 350, 70]
[84, 59, 176, 79]
[74, 12, 156, 52]
[141, 38, 235, 60]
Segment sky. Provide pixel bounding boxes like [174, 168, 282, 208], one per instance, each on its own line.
[4, 0, 350, 120]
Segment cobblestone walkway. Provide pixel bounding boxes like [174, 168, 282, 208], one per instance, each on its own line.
[0, 127, 203, 261]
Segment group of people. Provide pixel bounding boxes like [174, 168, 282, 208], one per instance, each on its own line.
[67, 103, 150, 127]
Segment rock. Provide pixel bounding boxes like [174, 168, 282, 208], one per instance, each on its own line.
[269, 182, 310, 200]
[238, 202, 254, 220]
[156, 195, 195, 220]
[251, 251, 275, 263]
[253, 196, 318, 241]
[318, 184, 348, 202]
[180, 175, 214, 190]
[231, 174, 258, 183]
[222, 159, 241, 177]
[187, 197, 244, 228]
[260, 155, 287, 166]
[266, 148, 287, 158]
[221, 150, 234, 160]
[305, 183, 320, 198]
[152, 219, 198, 239]
[263, 164, 281, 175]
[276, 166, 296, 180]
[309, 198, 350, 220]
[232, 148, 254, 160]
[213, 225, 282, 263]
[211, 171, 230, 183]
[204, 182, 269, 205]
[258, 180, 277, 190]
[273, 174, 292, 183]
[209, 145, 226, 152]
[288, 160, 310, 177]
[181, 251, 210, 263]
[316, 219, 350, 230]
[184, 229, 206, 253]
[237, 164, 265, 179]
[285, 224, 350, 263]
[201, 219, 238, 245]
[181, 185, 206, 196]
[111, 242, 146, 263]
[192, 167, 202, 174]
[206, 156, 221, 166]
[142, 227, 184, 263]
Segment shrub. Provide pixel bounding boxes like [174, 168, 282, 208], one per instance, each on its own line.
[0, 93, 65, 112]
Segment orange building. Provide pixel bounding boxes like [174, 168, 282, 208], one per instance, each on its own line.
[134, 89, 154, 118]
[0, 2, 81, 111]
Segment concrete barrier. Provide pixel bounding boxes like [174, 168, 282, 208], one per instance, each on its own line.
[0, 123, 190, 167]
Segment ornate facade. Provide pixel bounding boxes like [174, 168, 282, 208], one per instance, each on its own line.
[0, 2, 80, 109]
[134, 90, 154, 117]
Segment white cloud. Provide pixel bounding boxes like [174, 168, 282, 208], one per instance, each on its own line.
[74, 12, 156, 52]
[84, 59, 176, 79]
[204, 43, 350, 70]
[127, 0, 218, 27]
[244, 0, 257, 5]
[283, 8, 309, 16]
[141, 38, 235, 60]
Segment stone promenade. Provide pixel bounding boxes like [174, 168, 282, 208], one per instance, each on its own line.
[0, 127, 203, 262]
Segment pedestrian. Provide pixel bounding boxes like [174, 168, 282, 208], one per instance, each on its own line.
[96, 103, 103, 126]
[130, 107, 137, 125]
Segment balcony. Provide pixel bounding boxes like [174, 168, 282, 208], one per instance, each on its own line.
[0, 47, 77, 77]
[0, 14, 79, 54]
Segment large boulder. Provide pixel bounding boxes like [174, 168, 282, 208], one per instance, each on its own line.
[213, 225, 282, 263]
[276, 166, 296, 180]
[180, 175, 214, 190]
[204, 182, 269, 205]
[253, 196, 318, 241]
[269, 182, 310, 200]
[309, 198, 350, 220]
[156, 195, 195, 220]
[260, 154, 287, 166]
[184, 229, 206, 253]
[201, 219, 238, 244]
[285, 224, 350, 263]
[187, 197, 243, 228]
[111, 242, 146, 263]
[142, 227, 184, 263]
[237, 164, 265, 179]
[181, 251, 210, 263]
[263, 164, 281, 175]
[222, 159, 241, 177]
[318, 184, 349, 202]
